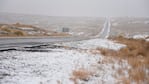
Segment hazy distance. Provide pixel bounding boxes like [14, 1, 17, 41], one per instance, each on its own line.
[0, 0, 149, 17]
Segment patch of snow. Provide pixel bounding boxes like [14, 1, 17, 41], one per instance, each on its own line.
[69, 32, 84, 36]
[112, 23, 118, 26]
[133, 34, 149, 39]
[61, 39, 125, 51]
[77, 32, 84, 35]
[0, 49, 102, 84]
[146, 39, 149, 41]
[19, 27, 34, 31]
[68, 32, 74, 35]
[0, 38, 131, 84]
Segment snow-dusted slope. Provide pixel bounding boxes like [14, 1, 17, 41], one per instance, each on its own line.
[0, 39, 128, 84]
[0, 49, 100, 84]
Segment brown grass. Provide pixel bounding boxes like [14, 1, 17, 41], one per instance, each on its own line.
[100, 36, 149, 58]
[1, 27, 12, 32]
[0, 24, 27, 36]
[70, 68, 92, 84]
[117, 77, 131, 84]
[128, 69, 146, 83]
[13, 30, 26, 36]
[0, 23, 71, 37]
[97, 36, 149, 84]
[13, 22, 36, 28]
[72, 69, 91, 81]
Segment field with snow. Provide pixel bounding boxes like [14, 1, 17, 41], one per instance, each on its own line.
[1, 35, 148, 84]
[0, 13, 149, 84]
[0, 38, 126, 84]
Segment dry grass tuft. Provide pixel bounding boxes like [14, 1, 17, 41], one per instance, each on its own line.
[1, 27, 12, 32]
[128, 69, 146, 83]
[13, 22, 36, 28]
[70, 68, 92, 84]
[99, 48, 117, 56]
[118, 77, 131, 84]
[13, 30, 26, 36]
[72, 69, 91, 81]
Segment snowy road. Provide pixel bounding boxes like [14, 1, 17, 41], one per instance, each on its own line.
[96, 18, 111, 39]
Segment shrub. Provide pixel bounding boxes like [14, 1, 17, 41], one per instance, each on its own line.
[1, 27, 11, 32]
[70, 68, 92, 84]
[14, 31, 25, 36]
[72, 69, 91, 81]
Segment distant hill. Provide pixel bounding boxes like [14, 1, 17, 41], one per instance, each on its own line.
[0, 23, 70, 37]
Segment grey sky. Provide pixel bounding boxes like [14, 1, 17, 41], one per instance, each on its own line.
[0, 0, 149, 17]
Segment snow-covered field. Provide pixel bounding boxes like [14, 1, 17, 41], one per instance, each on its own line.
[0, 39, 130, 84]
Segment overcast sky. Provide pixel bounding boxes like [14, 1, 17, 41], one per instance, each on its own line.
[0, 0, 149, 17]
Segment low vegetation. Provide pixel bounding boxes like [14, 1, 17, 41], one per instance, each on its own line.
[13, 30, 26, 36]
[70, 68, 93, 84]
[12, 22, 36, 28]
[1, 27, 12, 32]
[0, 23, 71, 37]
[0, 25, 26, 36]
[97, 36, 149, 84]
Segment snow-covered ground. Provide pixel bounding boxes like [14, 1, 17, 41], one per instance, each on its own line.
[0, 49, 100, 84]
[58, 39, 125, 50]
[0, 38, 129, 84]
[133, 34, 149, 41]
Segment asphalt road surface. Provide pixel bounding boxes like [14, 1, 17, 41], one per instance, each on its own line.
[0, 37, 89, 51]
